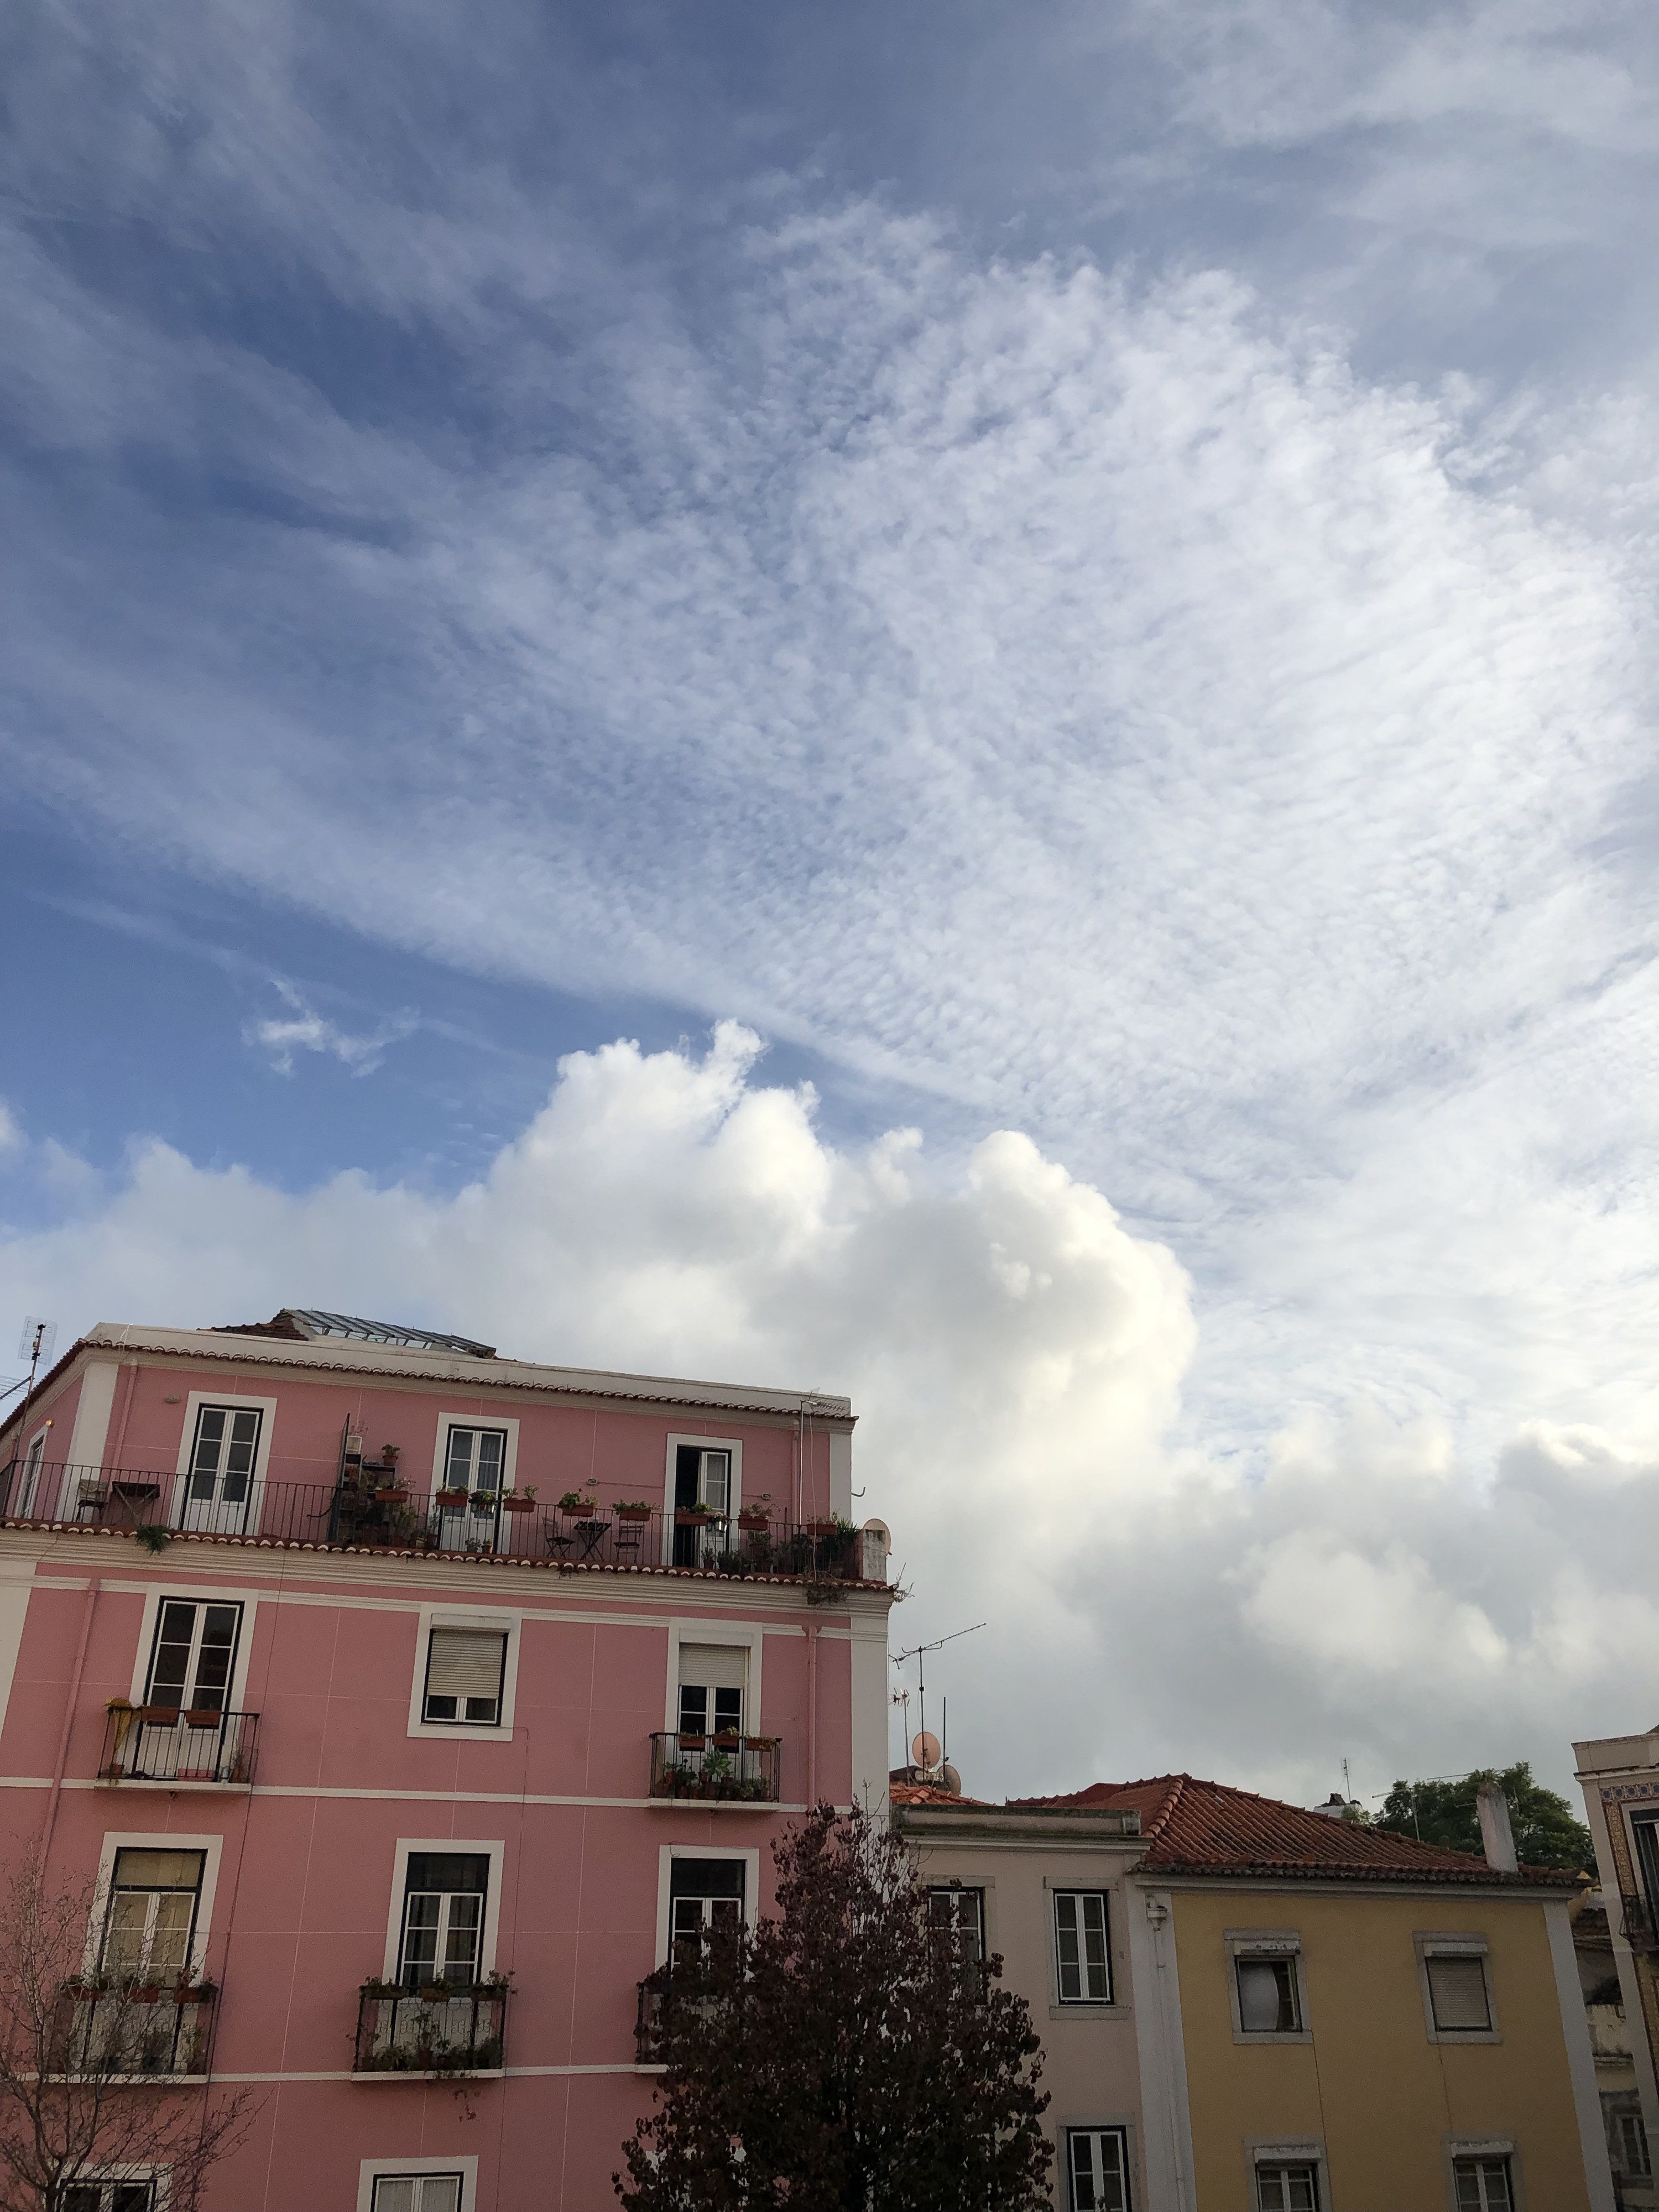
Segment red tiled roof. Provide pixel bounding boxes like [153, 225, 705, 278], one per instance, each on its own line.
[1008, 1775, 1578, 1887]
[889, 1781, 990, 1808]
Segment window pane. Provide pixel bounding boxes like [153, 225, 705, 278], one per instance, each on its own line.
[701, 1452, 731, 1514]
[371, 2184, 416, 2212]
[1067, 2130, 1125, 2212]
[148, 1601, 197, 1702]
[112, 2188, 156, 2212]
[473, 1432, 504, 1488]
[1056, 1893, 1081, 2000]
[1257, 2167, 1318, 2212]
[1238, 1957, 1298, 2032]
[679, 1684, 708, 1734]
[446, 1431, 475, 1485]
[1428, 1955, 1491, 2032]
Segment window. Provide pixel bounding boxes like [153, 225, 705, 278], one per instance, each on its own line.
[1426, 1953, 1492, 2033]
[422, 1629, 507, 1725]
[1611, 2103, 1651, 2178]
[442, 1427, 506, 1500]
[1255, 2166, 1319, 2212]
[185, 1405, 261, 1510]
[1452, 2155, 1513, 2211]
[677, 1643, 747, 1737]
[144, 1600, 243, 1713]
[1067, 2128, 1129, 2210]
[928, 1885, 985, 1963]
[100, 1849, 206, 1980]
[17, 1430, 47, 1515]
[1053, 1891, 1112, 2004]
[1634, 1814, 1659, 1912]
[1237, 1954, 1301, 2034]
[671, 1443, 735, 1563]
[398, 1853, 489, 1988]
[371, 2180, 464, 2212]
[669, 1859, 745, 1955]
[60, 2186, 156, 2212]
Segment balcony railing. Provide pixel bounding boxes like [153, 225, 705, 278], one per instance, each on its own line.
[353, 1981, 508, 2075]
[0, 1459, 889, 1587]
[54, 1981, 216, 2077]
[649, 1730, 780, 1803]
[1620, 1894, 1659, 1953]
[99, 1704, 259, 1786]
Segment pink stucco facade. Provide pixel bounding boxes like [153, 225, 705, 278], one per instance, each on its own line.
[0, 1318, 894, 2211]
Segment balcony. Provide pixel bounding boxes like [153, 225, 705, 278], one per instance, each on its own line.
[54, 1981, 216, 2078]
[99, 1704, 259, 1787]
[649, 1730, 780, 1803]
[353, 1981, 509, 2077]
[1620, 1895, 1659, 1953]
[2, 1458, 890, 1590]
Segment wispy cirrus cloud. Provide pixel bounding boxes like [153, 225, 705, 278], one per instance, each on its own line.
[243, 982, 416, 1077]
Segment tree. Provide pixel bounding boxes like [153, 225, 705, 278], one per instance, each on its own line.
[1375, 1762, 1594, 1872]
[616, 1804, 1052, 2212]
[0, 1847, 255, 2210]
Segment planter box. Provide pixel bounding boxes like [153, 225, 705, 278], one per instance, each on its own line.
[500, 1498, 535, 1515]
[434, 1489, 469, 1507]
[615, 1506, 653, 1522]
[374, 1488, 408, 1505]
[675, 1509, 713, 1526]
[135, 1705, 180, 1725]
[183, 1709, 222, 1729]
[737, 1513, 769, 1531]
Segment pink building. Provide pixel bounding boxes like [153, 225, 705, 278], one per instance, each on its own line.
[0, 1308, 895, 2212]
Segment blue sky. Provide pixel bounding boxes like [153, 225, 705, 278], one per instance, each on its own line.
[3, 0, 1656, 1802]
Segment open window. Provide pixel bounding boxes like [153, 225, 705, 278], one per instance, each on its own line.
[667, 1438, 741, 1564]
[1227, 1933, 1306, 2039]
[398, 1853, 489, 1989]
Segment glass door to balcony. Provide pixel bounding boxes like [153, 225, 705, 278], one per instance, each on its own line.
[399, 1853, 489, 1987]
[179, 1405, 262, 1533]
[100, 1848, 206, 1980]
[436, 1426, 505, 1553]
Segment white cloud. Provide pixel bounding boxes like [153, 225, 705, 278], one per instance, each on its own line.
[243, 982, 416, 1077]
[4, 1027, 1651, 1802]
[0, 1104, 22, 1154]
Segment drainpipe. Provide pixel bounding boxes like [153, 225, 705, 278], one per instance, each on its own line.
[42, 1578, 101, 1859]
[805, 1624, 819, 1809]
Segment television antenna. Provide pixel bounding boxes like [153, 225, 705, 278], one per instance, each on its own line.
[892, 1621, 984, 1775]
[7, 1321, 58, 1462]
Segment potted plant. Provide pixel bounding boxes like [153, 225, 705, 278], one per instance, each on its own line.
[614, 1499, 653, 1521]
[557, 1490, 597, 1517]
[374, 1480, 409, 1504]
[469, 1489, 499, 1512]
[434, 1483, 469, 1507]
[500, 1485, 537, 1515]
[380, 1444, 401, 1465]
[675, 1502, 713, 1526]
[737, 1503, 769, 1531]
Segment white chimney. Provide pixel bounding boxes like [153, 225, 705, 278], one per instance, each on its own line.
[1476, 1784, 1517, 1872]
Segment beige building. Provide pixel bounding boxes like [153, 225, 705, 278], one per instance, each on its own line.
[1576, 1727, 1659, 2208]
[897, 1770, 1612, 2212]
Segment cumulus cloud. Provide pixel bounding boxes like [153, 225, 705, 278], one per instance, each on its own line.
[243, 981, 416, 1077]
[4, 1027, 1651, 1802]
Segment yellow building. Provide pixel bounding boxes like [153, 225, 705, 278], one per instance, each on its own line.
[902, 1770, 1613, 2212]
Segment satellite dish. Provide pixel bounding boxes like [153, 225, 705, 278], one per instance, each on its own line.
[911, 1730, 942, 1770]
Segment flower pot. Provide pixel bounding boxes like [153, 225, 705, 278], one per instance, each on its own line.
[374, 1488, 408, 1505]
[805, 1519, 840, 1537]
[615, 1505, 652, 1522]
[183, 1709, 222, 1729]
[737, 1512, 768, 1532]
[559, 1503, 597, 1519]
[675, 1507, 712, 1526]
[712, 1733, 742, 1750]
[434, 1488, 469, 1507]
[135, 1705, 180, 1725]
[500, 1496, 535, 1514]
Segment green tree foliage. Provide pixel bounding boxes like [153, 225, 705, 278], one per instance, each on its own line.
[1376, 1762, 1594, 1872]
[616, 1804, 1052, 2212]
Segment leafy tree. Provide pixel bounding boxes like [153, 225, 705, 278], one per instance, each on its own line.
[616, 1804, 1052, 2212]
[0, 1846, 256, 2210]
[1376, 1762, 1594, 1872]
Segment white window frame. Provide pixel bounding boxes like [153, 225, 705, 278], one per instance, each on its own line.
[15, 1420, 53, 1516]
[427, 1415, 519, 1503]
[124, 1588, 259, 1713]
[1417, 1934, 1501, 2046]
[1063, 2122, 1134, 2210]
[86, 1833, 226, 1984]
[654, 1845, 761, 1968]
[1227, 1931, 1311, 2045]
[661, 1434, 745, 1563]
[1050, 1886, 1115, 2008]
[379, 1841, 505, 1985]
[167, 1393, 278, 1531]
[356, 2159, 478, 2212]
[55, 2166, 168, 2212]
[406, 1608, 521, 1742]
[1443, 2136, 1523, 2212]
[1247, 2139, 1328, 2211]
[663, 1619, 764, 1736]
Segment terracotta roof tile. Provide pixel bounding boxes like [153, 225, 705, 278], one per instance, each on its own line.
[1010, 1774, 1577, 1887]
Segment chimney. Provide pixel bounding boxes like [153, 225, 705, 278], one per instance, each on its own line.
[1476, 1784, 1517, 1872]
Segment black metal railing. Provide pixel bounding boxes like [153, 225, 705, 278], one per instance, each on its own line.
[99, 1704, 258, 1786]
[635, 1966, 671, 2062]
[649, 1730, 780, 1803]
[1620, 1894, 1659, 1953]
[0, 1459, 888, 1585]
[353, 1981, 508, 2074]
[54, 1982, 216, 2077]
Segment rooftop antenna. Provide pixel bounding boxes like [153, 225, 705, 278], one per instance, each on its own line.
[7, 1320, 57, 1474]
[893, 1622, 984, 1776]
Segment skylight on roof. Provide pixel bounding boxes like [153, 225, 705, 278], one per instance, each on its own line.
[284, 1308, 496, 1357]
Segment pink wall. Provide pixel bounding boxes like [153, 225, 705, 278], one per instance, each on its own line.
[0, 1345, 877, 2211]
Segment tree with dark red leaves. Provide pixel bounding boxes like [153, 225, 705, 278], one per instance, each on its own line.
[617, 1804, 1051, 2212]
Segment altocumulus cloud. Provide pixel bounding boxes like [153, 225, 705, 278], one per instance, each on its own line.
[4, 1026, 1653, 1801]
